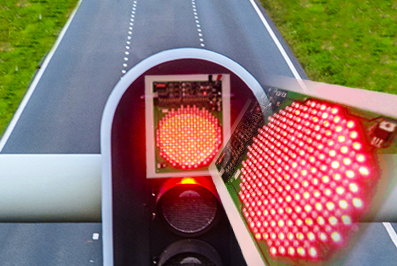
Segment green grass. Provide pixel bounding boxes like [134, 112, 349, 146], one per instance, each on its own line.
[0, 0, 78, 136]
[260, 0, 397, 94]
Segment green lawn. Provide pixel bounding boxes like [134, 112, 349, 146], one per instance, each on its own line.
[0, 0, 79, 136]
[260, 0, 397, 94]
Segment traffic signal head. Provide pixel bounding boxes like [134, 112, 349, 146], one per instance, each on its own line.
[101, 48, 260, 266]
[143, 73, 233, 264]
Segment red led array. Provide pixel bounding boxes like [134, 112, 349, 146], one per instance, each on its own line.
[156, 105, 222, 169]
[239, 100, 377, 261]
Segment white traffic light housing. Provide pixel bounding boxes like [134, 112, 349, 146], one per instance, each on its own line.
[101, 48, 263, 266]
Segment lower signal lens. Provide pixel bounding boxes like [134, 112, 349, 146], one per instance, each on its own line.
[158, 182, 220, 236]
[158, 239, 222, 266]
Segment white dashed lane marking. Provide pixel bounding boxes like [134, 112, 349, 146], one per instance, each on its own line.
[191, 0, 205, 47]
[122, 0, 138, 75]
[92, 233, 100, 240]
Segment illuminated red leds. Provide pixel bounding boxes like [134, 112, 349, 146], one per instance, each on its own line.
[238, 100, 378, 261]
[156, 105, 222, 169]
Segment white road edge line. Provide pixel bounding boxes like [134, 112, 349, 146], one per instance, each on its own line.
[0, 0, 83, 152]
[383, 222, 397, 248]
[248, 0, 308, 93]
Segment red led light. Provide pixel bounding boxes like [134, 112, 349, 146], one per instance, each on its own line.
[349, 183, 359, 193]
[356, 154, 365, 162]
[238, 100, 378, 262]
[350, 131, 358, 139]
[347, 121, 355, 128]
[156, 105, 222, 168]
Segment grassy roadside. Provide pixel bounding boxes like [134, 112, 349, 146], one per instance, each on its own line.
[0, 0, 79, 136]
[259, 0, 397, 94]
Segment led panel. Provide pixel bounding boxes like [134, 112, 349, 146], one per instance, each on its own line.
[145, 74, 230, 178]
[239, 100, 377, 261]
[210, 87, 397, 266]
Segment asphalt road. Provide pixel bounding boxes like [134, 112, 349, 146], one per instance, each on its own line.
[0, 0, 396, 265]
[0, 223, 102, 266]
[1, 0, 305, 154]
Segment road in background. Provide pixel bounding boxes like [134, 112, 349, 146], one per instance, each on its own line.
[0, 0, 395, 265]
[1, 0, 305, 154]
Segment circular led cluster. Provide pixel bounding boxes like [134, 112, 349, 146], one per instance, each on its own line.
[239, 100, 377, 261]
[156, 105, 222, 169]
